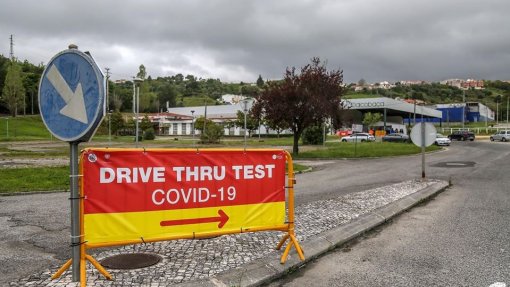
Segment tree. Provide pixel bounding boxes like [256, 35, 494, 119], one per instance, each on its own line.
[158, 83, 178, 109]
[200, 123, 224, 143]
[140, 114, 153, 130]
[256, 74, 264, 88]
[193, 116, 224, 143]
[240, 85, 260, 98]
[358, 78, 366, 87]
[109, 111, 125, 136]
[253, 57, 344, 155]
[362, 112, 382, 130]
[1, 61, 25, 117]
[137, 64, 147, 80]
[234, 110, 258, 137]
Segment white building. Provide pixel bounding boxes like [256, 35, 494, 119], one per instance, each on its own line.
[150, 99, 269, 136]
[221, 94, 247, 105]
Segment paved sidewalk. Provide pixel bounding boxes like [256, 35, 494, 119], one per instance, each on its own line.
[10, 179, 448, 287]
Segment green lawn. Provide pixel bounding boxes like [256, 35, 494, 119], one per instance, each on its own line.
[0, 166, 69, 193]
[343, 93, 381, 99]
[0, 115, 53, 141]
[0, 116, 446, 194]
[296, 142, 441, 159]
[181, 96, 217, 107]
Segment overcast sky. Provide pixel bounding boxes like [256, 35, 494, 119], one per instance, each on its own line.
[1, 0, 509, 84]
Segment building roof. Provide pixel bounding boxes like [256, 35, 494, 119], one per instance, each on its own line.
[166, 100, 254, 120]
[342, 97, 442, 118]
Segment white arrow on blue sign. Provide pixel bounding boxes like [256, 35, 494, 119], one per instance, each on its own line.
[39, 48, 105, 142]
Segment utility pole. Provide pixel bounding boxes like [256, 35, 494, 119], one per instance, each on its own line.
[413, 101, 416, 124]
[485, 104, 488, 127]
[243, 99, 248, 149]
[9, 35, 14, 61]
[191, 110, 195, 147]
[507, 95, 509, 125]
[203, 102, 208, 139]
[105, 68, 111, 142]
[462, 90, 465, 129]
[496, 101, 499, 125]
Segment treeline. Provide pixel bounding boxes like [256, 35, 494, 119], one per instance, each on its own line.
[347, 81, 510, 112]
[0, 57, 264, 116]
[109, 65, 263, 113]
[0, 54, 44, 115]
[2, 53, 509, 117]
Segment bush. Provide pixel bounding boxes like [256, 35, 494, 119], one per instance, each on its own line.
[143, 128, 155, 140]
[200, 123, 224, 144]
[302, 125, 324, 145]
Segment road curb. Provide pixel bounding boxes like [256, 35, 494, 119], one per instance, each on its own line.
[178, 180, 449, 287]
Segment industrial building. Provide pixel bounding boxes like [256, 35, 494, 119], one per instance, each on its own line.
[407, 102, 494, 124]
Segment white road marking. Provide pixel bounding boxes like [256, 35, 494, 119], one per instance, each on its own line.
[46, 65, 88, 124]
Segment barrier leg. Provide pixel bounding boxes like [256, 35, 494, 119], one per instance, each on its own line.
[51, 259, 72, 279]
[276, 234, 290, 250]
[86, 254, 113, 280]
[290, 234, 305, 260]
[280, 238, 294, 264]
[80, 250, 87, 287]
[278, 231, 305, 264]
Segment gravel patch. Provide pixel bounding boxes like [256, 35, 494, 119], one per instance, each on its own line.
[0, 158, 68, 169]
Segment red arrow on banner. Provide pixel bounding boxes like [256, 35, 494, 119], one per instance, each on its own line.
[160, 209, 229, 228]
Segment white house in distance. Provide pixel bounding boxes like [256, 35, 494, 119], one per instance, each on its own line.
[147, 99, 259, 136]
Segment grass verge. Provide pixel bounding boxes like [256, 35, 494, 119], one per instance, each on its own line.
[296, 142, 441, 158]
[0, 166, 69, 194]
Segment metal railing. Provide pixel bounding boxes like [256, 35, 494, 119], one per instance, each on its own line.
[439, 127, 509, 135]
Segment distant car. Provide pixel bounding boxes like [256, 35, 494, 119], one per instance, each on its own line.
[381, 133, 410, 143]
[448, 131, 475, 141]
[340, 133, 375, 142]
[490, 130, 510, 142]
[382, 133, 409, 142]
[435, 133, 451, 146]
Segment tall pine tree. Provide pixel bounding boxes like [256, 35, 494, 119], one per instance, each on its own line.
[2, 61, 25, 117]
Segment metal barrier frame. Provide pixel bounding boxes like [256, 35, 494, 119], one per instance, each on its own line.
[52, 148, 304, 286]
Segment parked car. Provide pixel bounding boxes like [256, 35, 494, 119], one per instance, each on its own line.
[381, 133, 410, 143]
[340, 133, 375, 142]
[435, 133, 451, 146]
[490, 130, 510, 142]
[448, 131, 475, 141]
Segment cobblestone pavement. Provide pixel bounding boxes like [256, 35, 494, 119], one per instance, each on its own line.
[9, 179, 439, 286]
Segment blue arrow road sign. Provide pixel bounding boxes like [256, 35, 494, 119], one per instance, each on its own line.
[39, 48, 105, 142]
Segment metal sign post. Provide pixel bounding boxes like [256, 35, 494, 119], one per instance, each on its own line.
[421, 119, 426, 178]
[69, 142, 80, 281]
[39, 45, 105, 282]
[410, 122, 437, 180]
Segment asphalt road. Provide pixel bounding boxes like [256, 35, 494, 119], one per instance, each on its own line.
[269, 140, 510, 286]
[294, 140, 504, 205]
[0, 140, 507, 285]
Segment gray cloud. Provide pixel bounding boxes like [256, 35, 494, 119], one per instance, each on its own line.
[1, 0, 509, 83]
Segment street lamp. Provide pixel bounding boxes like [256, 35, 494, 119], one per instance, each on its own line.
[132, 77, 143, 147]
[507, 95, 509, 125]
[462, 89, 465, 130]
[108, 110, 113, 143]
[242, 99, 249, 149]
[191, 110, 195, 147]
[4, 118, 8, 139]
[497, 97, 500, 125]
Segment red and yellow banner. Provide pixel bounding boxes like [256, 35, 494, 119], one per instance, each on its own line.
[80, 148, 287, 246]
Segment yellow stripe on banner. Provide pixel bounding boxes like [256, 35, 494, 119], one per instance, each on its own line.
[84, 202, 285, 245]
